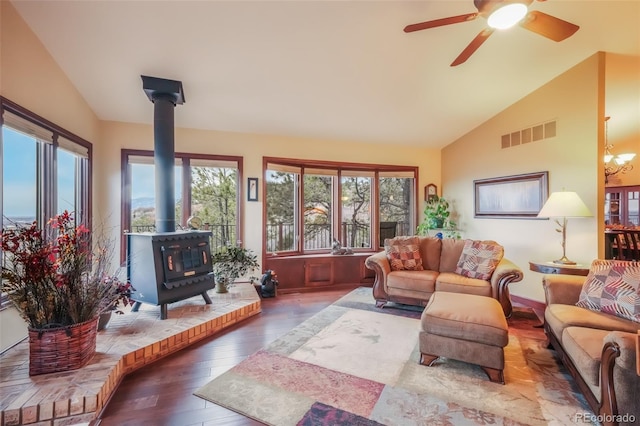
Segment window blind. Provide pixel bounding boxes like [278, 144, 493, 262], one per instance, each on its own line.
[2, 111, 54, 143]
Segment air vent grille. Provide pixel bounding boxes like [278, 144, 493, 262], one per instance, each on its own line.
[501, 120, 556, 149]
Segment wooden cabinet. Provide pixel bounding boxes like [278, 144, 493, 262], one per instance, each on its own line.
[264, 252, 375, 294]
[605, 185, 640, 226]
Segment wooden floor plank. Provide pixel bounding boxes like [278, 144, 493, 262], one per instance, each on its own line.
[97, 288, 352, 426]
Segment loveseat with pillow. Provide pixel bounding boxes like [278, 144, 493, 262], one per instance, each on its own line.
[543, 259, 640, 426]
[364, 236, 524, 317]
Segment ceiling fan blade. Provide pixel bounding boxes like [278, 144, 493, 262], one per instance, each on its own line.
[404, 13, 478, 33]
[520, 10, 579, 42]
[451, 28, 494, 67]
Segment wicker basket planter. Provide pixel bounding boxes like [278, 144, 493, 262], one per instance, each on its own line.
[28, 316, 98, 376]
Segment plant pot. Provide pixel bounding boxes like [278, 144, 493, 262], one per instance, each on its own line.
[429, 218, 445, 229]
[28, 316, 98, 376]
[97, 310, 113, 331]
[215, 281, 228, 293]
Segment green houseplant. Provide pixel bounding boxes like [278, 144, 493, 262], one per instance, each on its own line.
[416, 195, 460, 239]
[211, 245, 260, 293]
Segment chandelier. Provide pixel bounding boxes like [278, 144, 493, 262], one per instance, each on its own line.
[604, 116, 636, 184]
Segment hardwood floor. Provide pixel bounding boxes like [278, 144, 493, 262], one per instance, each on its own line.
[96, 288, 353, 426]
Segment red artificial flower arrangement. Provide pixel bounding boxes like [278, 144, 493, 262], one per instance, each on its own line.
[1, 211, 134, 329]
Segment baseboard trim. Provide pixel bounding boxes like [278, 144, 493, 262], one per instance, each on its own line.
[511, 294, 546, 312]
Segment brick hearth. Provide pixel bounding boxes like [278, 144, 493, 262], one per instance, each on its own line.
[0, 283, 261, 426]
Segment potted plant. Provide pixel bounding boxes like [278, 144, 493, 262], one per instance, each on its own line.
[97, 275, 136, 330]
[416, 195, 460, 238]
[211, 244, 260, 293]
[1, 211, 134, 375]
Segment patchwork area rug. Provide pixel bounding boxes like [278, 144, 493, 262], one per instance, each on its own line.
[195, 288, 594, 425]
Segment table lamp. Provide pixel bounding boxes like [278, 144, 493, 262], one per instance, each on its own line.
[537, 191, 592, 265]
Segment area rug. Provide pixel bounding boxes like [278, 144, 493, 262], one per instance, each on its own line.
[195, 287, 594, 425]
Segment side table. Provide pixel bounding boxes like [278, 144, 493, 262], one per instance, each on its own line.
[528, 261, 590, 277]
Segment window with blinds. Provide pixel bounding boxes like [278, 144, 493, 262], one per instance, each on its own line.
[1, 99, 92, 230]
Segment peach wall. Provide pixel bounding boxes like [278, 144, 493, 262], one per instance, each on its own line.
[0, 2, 100, 143]
[97, 121, 441, 258]
[604, 53, 640, 188]
[441, 54, 603, 302]
[1, 2, 102, 351]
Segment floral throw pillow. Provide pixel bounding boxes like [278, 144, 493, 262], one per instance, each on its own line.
[576, 260, 640, 323]
[455, 239, 504, 281]
[384, 236, 424, 271]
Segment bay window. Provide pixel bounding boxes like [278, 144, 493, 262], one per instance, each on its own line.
[265, 158, 417, 255]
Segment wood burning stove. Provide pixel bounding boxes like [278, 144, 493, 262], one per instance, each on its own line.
[126, 76, 215, 319]
[127, 231, 215, 319]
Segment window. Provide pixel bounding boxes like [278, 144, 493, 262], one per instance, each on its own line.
[265, 158, 417, 255]
[1, 98, 92, 231]
[2, 126, 37, 227]
[379, 173, 415, 237]
[190, 159, 239, 248]
[303, 170, 334, 250]
[121, 151, 242, 259]
[1, 98, 92, 309]
[341, 172, 372, 249]
[266, 165, 298, 252]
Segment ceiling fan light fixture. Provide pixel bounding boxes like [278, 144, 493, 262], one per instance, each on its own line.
[487, 3, 528, 29]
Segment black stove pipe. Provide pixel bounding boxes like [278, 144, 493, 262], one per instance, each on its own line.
[141, 76, 185, 233]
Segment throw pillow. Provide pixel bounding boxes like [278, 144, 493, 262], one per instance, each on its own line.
[454, 239, 504, 280]
[576, 259, 640, 323]
[384, 236, 424, 271]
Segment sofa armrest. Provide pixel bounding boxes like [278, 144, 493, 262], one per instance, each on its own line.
[599, 331, 638, 422]
[365, 251, 391, 303]
[490, 257, 524, 318]
[542, 274, 586, 306]
[604, 331, 637, 372]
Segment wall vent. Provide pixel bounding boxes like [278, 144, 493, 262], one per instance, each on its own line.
[501, 119, 556, 149]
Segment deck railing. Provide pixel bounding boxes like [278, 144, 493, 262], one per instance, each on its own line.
[265, 221, 410, 252]
[130, 223, 237, 250]
[130, 221, 410, 253]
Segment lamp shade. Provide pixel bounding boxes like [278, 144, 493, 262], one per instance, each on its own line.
[537, 191, 592, 218]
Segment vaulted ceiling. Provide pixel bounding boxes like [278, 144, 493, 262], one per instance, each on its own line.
[10, 0, 640, 148]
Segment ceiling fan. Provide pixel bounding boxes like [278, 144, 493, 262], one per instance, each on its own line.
[404, 0, 579, 66]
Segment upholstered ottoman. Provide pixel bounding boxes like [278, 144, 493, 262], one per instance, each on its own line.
[419, 291, 509, 384]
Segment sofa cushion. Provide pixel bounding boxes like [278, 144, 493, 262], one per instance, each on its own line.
[545, 304, 640, 341]
[439, 238, 466, 272]
[561, 326, 609, 388]
[387, 270, 438, 293]
[575, 260, 640, 323]
[454, 239, 504, 280]
[435, 272, 492, 297]
[418, 237, 443, 272]
[384, 236, 424, 271]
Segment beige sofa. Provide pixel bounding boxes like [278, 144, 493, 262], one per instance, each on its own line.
[543, 264, 640, 426]
[364, 237, 524, 317]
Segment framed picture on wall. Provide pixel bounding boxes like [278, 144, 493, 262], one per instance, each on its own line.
[248, 178, 258, 202]
[473, 171, 548, 218]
